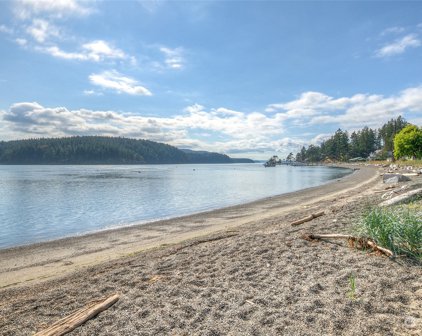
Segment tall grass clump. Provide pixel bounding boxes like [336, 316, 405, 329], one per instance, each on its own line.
[356, 206, 422, 262]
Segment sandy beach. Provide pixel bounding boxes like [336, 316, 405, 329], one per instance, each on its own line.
[1, 165, 421, 335]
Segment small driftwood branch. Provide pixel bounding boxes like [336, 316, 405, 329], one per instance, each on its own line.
[35, 294, 120, 336]
[379, 188, 422, 207]
[302, 233, 393, 257]
[163, 233, 238, 257]
[290, 211, 325, 226]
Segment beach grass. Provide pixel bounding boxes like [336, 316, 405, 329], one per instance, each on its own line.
[356, 205, 422, 262]
[347, 273, 357, 300]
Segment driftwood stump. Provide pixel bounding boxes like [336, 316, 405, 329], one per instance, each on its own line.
[35, 294, 120, 336]
[302, 233, 393, 257]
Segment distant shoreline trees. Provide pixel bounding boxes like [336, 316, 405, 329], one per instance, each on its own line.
[295, 116, 418, 163]
[0, 136, 254, 165]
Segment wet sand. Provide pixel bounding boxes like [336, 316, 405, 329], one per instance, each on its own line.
[1, 165, 421, 335]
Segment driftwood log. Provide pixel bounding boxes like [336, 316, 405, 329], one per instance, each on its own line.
[302, 233, 394, 257]
[379, 188, 422, 207]
[290, 211, 325, 226]
[34, 294, 120, 336]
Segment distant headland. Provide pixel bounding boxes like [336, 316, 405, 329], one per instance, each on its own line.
[0, 136, 254, 165]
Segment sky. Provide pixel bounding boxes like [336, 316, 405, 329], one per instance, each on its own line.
[0, 0, 421, 160]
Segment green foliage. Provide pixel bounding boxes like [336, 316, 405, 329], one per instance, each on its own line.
[393, 124, 422, 159]
[378, 116, 408, 152]
[295, 116, 408, 163]
[356, 206, 422, 262]
[347, 273, 357, 300]
[181, 149, 232, 163]
[0, 136, 249, 164]
[350, 127, 377, 158]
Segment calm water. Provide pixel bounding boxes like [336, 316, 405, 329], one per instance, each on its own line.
[0, 164, 351, 249]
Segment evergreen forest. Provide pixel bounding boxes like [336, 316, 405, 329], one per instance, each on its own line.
[0, 136, 253, 164]
[294, 116, 416, 163]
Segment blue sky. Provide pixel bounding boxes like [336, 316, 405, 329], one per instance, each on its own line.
[0, 0, 421, 159]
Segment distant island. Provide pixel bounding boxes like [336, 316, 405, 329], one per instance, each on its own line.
[0, 136, 254, 165]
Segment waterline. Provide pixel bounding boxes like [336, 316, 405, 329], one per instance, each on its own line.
[0, 164, 351, 249]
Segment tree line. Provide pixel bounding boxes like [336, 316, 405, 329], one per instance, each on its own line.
[294, 116, 421, 163]
[0, 136, 253, 164]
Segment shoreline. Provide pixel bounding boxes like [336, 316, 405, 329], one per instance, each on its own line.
[0, 165, 376, 289]
[0, 164, 353, 251]
[0, 163, 351, 251]
[1, 164, 421, 335]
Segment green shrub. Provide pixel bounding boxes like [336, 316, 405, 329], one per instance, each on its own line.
[356, 206, 422, 262]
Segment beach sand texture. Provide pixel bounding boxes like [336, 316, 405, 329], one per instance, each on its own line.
[0, 166, 421, 335]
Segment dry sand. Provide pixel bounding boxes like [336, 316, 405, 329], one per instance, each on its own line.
[0, 165, 421, 335]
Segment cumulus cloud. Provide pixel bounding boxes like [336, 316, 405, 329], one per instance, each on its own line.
[13, 0, 92, 20]
[8, 2, 134, 66]
[89, 70, 152, 96]
[0, 101, 289, 155]
[1, 86, 421, 158]
[1, 102, 178, 140]
[375, 34, 421, 57]
[268, 86, 422, 128]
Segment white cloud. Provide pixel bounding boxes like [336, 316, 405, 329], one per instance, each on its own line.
[14, 0, 92, 20]
[376, 34, 421, 57]
[160, 47, 185, 69]
[82, 40, 126, 61]
[38, 40, 128, 62]
[0, 102, 184, 141]
[310, 133, 332, 145]
[316, 88, 421, 127]
[39, 45, 85, 60]
[89, 70, 152, 96]
[1, 86, 421, 158]
[267, 86, 422, 129]
[26, 19, 60, 43]
[0, 101, 288, 155]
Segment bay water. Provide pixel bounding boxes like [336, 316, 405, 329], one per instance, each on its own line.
[0, 164, 351, 249]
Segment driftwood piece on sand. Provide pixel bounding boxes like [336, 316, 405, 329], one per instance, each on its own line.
[379, 188, 422, 207]
[290, 211, 325, 226]
[34, 294, 120, 336]
[163, 233, 239, 257]
[302, 233, 394, 257]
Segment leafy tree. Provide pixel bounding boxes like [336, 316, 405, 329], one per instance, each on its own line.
[393, 125, 422, 159]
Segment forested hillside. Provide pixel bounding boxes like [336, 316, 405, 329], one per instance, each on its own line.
[0, 136, 253, 164]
